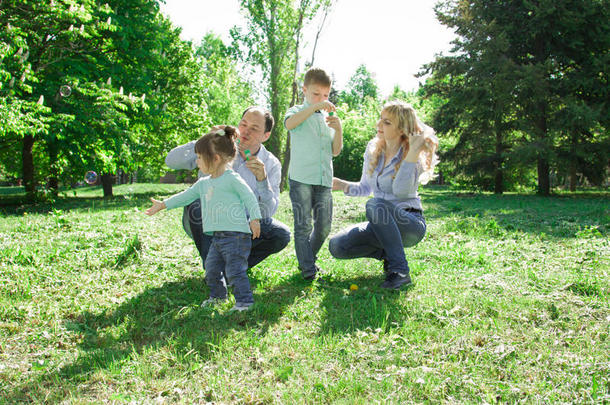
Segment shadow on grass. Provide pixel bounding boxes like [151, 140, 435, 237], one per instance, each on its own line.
[5, 273, 307, 402]
[422, 191, 609, 239]
[0, 190, 175, 217]
[316, 274, 410, 334]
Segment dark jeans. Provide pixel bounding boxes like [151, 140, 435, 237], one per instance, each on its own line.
[328, 198, 426, 274]
[289, 179, 333, 277]
[183, 199, 290, 269]
[204, 231, 253, 305]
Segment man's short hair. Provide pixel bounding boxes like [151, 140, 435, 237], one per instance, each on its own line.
[242, 106, 274, 133]
[304, 68, 331, 87]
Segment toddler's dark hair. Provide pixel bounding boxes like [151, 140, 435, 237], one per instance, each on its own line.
[304, 67, 331, 87]
[194, 126, 238, 164]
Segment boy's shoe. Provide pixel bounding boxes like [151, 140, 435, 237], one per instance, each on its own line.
[303, 264, 327, 281]
[201, 297, 226, 307]
[230, 302, 253, 312]
[380, 271, 412, 289]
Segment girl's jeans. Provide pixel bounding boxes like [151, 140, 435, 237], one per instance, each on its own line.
[329, 198, 426, 274]
[204, 231, 253, 305]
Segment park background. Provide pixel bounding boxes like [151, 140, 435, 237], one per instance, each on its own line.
[1, 0, 608, 403]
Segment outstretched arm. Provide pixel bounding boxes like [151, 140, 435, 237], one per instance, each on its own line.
[145, 198, 166, 216]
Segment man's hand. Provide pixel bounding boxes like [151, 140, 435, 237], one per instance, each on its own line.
[245, 156, 267, 181]
[145, 198, 166, 216]
[249, 219, 261, 239]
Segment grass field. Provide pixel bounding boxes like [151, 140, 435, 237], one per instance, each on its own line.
[1, 184, 608, 403]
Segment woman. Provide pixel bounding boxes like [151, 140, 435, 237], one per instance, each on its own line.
[329, 101, 438, 289]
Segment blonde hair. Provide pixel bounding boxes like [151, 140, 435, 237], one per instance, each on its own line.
[368, 101, 439, 184]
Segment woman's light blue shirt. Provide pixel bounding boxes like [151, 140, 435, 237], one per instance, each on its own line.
[344, 140, 423, 211]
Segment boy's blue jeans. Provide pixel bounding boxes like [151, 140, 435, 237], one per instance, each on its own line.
[329, 198, 426, 274]
[183, 200, 290, 269]
[204, 231, 253, 305]
[289, 179, 333, 277]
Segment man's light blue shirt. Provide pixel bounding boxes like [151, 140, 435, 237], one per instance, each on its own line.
[284, 101, 335, 187]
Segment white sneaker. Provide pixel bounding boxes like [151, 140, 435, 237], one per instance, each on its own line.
[201, 297, 226, 307]
[230, 302, 253, 312]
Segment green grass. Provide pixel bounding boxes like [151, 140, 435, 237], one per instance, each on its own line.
[1, 184, 608, 403]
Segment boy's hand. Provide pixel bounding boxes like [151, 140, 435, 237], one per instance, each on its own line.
[145, 198, 166, 216]
[250, 219, 261, 239]
[315, 100, 335, 113]
[326, 115, 341, 131]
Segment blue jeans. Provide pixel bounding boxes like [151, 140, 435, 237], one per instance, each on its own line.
[289, 179, 333, 277]
[204, 231, 253, 305]
[329, 198, 426, 274]
[183, 200, 290, 269]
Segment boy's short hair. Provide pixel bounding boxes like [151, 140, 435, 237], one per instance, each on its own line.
[304, 68, 331, 87]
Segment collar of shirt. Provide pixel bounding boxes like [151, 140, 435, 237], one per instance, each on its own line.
[375, 145, 404, 174]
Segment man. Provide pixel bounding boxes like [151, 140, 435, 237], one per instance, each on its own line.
[165, 106, 291, 269]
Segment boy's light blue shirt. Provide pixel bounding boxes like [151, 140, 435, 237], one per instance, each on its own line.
[284, 101, 335, 187]
[343, 139, 424, 211]
[163, 169, 262, 235]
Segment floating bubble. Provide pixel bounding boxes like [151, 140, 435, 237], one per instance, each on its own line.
[84, 171, 98, 185]
[59, 85, 72, 97]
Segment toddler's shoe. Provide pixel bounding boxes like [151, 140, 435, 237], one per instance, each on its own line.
[380, 271, 412, 290]
[230, 302, 253, 312]
[201, 297, 227, 307]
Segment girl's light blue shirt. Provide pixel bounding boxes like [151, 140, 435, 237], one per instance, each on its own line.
[343, 140, 423, 211]
[163, 169, 262, 234]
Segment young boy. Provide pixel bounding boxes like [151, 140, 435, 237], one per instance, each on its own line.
[284, 68, 343, 280]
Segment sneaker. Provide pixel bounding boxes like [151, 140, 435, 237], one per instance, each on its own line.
[230, 302, 253, 312]
[380, 271, 412, 289]
[302, 264, 321, 281]
[303, 265, 329, 282]
[201, 297, 226, 307]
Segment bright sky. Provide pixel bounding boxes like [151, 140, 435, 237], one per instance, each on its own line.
[159, 0, 456, 97]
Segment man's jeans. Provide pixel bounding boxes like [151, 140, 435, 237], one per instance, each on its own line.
[329, 198, 426, 274]
[204, 231, 253, 305]
[183, 200, 291, 269]
[289, 179, 333, 277]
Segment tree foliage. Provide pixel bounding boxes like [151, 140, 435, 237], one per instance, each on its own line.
[423, 0, 609, 194]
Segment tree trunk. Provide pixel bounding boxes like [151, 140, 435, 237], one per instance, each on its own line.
[494, 126, 503, 194]
[537, 157, 550, 196]
[101, 173, 114, 197]
[47, 139, 59, 195]
[22, 134, 35, 199]
[568, 162, 577, 191]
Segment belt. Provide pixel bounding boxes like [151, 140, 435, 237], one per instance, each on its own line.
[404, 207, 422, 214]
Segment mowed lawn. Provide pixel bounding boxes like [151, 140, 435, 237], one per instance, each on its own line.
[0, 184, 608, 403]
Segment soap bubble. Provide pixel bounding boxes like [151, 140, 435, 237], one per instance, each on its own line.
[59, 85, 72, 97]
[84, 171, 98, 185]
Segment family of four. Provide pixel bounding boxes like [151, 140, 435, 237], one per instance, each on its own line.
[146, 68, 439, 312]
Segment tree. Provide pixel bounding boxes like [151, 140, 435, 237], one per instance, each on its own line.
[338, 64, 379, 110]
[424, 0, 609, 194]
[230, 0, 333, 186]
